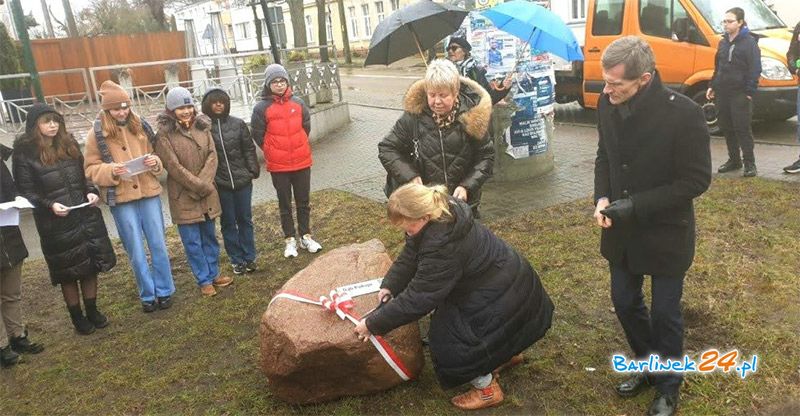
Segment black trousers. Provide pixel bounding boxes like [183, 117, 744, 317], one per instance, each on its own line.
[716, 91, 755, 164]
[270, 167, 311, 238]
[610, 262, 685, 395]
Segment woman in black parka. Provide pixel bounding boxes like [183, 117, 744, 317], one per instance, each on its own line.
[378, 59, 494, 216]
[13, 104, 116, 335]
[355, 183, 554, 410]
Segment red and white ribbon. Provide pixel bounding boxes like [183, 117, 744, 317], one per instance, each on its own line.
[269, 288, 413, 381]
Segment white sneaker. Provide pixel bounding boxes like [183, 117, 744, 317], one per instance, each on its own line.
[299, 234, 322, 253]
[283, 237, 298, 258]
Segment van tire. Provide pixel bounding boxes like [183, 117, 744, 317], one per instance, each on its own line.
[691, 90, 721, 136]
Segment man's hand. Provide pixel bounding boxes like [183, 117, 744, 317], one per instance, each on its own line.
[600, 198, 635, 224]
[706, 88, 715, 100]
[593, 198, 612, 228]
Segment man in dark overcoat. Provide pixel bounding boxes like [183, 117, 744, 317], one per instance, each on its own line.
[592, 36, 712, 416]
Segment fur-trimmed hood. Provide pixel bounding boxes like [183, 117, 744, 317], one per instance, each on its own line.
[402, 76, 492, 140]
[156, 110, 211, 134]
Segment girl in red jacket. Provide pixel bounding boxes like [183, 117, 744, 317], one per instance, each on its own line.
[251, 64, 322, 258]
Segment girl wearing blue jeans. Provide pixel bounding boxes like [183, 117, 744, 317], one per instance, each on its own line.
[85, 81, 176, 312]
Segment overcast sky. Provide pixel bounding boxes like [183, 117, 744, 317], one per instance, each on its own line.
[20, 0, 94, 35]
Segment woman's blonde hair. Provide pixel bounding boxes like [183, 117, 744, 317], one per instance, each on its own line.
[424, 59, 460, 95]
[99, 109, 144, 142]
[387, 183, 453, 226]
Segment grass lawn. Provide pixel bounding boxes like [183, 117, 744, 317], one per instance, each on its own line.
[1, 176, 798, 415]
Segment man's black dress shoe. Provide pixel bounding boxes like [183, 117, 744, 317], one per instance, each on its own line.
[615, 374, 650, 397]
[648, 391, 679, 416]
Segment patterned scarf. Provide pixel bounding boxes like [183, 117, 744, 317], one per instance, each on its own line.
[455, 56, 479, 78]
[432, 98, 460, 130]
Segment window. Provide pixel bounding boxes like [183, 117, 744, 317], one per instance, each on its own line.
[326, 12, 334, 41]
[306, 15, 314, 43]
[235, 22, 250, 39]
[262, 7, 287, 47]
[571, 0, 586, 21]
[362, 4, 372, 37]
[592, 0, 624, 36]
[376, 1, 385, 22]
[390, 0, 399, 11]
[349, 6, 359, 38]
[639, 0, 704, 44]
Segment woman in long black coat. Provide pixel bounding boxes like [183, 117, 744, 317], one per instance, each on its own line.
[13, 104, 116, 335]
[355, 183, 554, 410]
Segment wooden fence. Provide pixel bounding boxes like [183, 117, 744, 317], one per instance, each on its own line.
[31, 32, 189, 100]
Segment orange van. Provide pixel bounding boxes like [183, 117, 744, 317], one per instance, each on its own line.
[557, 0, 797, 133]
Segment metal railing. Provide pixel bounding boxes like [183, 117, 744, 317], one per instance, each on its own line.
[0, 45, 343, 140]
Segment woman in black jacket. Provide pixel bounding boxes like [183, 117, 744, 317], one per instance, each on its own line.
[355, 183, 554, 410]
[12, 104, 116, 335]
[378, 59, 494, 215]
[202, 88, 260, 275]
[0, 144, 44, 367]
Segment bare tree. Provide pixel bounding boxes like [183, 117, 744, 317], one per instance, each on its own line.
[286, 0, 307, 48]
[316, 0, 328, 61]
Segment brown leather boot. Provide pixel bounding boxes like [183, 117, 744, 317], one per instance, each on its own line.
[492, 353, 524, 379]
[450, 378, 504, 410]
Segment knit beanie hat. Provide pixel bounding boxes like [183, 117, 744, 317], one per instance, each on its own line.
[264, 64, 290, 87]
[448, 36, 472, 52]
[25, 103, 62, 134]
[98, 80, 131, 110]
[165, 87, 195, 111]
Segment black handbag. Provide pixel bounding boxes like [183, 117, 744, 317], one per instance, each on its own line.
[384, 116, 421, 198]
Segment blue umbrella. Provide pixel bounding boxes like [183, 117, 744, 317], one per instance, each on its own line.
[481, 0, 584, 62]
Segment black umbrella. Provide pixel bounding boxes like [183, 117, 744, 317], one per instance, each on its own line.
[364, 0, 468, 66]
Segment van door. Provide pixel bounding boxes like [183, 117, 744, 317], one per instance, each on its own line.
[584, 0, 628, 108]
[637, 0, 698, 93]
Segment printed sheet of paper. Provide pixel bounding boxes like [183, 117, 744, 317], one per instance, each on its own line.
[65, 201, 92, 211]
[0, 196, 34, 226]
[120, 154, 150, 179]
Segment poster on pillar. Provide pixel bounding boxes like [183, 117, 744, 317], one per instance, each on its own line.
[452, 2, 556, 159]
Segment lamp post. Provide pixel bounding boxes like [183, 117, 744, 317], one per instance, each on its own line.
[9, 0, 44, 102]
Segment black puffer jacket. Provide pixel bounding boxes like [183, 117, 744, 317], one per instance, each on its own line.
[366, 199, 554, 389]
[12, 134, 116, 285]
[378, 77, 494, 208]
[710, 26, 762, 97]
[201, 89, 260, 190]
[0, 144, 28, 271]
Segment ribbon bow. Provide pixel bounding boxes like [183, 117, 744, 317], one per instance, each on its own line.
[319, 290, 357, 323]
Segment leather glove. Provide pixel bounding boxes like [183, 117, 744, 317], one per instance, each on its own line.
[600, 198, 635, 223]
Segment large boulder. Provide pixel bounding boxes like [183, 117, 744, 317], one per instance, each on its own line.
[260, 239, 425, 404]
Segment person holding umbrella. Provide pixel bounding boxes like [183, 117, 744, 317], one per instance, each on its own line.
[378, 59, 494, 215]
[447, 36, 512, 104]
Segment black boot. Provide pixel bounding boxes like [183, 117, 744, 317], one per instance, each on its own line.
[10, 330, 44, 354]
[67, 304, 95, 335]
[84, 298, 109, 329]
[717, 158, 743, 173]
[0, 345, 20, 368]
